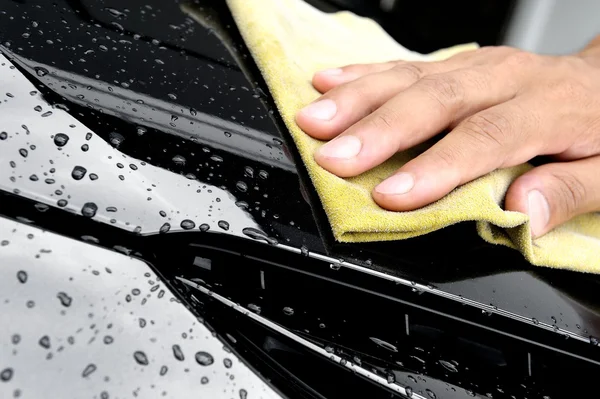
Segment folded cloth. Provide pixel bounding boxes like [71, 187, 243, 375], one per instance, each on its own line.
[226, 0, 600, 273]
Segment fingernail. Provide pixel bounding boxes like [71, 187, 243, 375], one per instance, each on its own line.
[318, 136, 362, 159]
[527, 190, 550, 238]
[375, 173, 415, 195]
[317, 68, 343, 76]
[300, 99, 337, 121]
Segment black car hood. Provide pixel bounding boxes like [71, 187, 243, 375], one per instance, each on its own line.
[2, 0, 600, 390]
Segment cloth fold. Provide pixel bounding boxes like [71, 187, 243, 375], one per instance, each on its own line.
[226, 0, 600, 273]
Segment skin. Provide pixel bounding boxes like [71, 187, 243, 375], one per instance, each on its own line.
[296, 36, 600, 239]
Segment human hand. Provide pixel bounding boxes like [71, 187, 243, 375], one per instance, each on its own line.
[296, 43, 600, 238]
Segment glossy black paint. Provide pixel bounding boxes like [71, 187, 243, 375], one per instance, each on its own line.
[1, 0, 600, 398]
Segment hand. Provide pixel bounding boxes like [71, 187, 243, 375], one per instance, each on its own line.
[296, 43, 600, 238]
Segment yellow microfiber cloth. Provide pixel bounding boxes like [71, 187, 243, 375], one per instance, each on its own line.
[225, 0, 600, 273]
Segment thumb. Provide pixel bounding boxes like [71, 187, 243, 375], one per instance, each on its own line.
[505, 157, 600, 238]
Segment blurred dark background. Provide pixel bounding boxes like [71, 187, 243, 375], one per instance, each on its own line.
[306, 0, 517, 53]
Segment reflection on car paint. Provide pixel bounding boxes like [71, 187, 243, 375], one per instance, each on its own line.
[0, 53, 262, 238]
[0, 217, 280, 399]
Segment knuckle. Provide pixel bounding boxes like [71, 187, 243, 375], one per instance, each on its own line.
[367, 107, 398, 131]
[460, 112, 512, 148]
[392, 63, 425, 82]
[434, 146, 462, 167]
[550, 171, 587, 215]
[504, 50, 540, 69]
[419, 74, 465, 110]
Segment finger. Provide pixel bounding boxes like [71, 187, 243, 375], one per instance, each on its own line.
[372, 99, 544, 211]
[314, 66, 521, 178]
[312, 61, 400, 93]
[505, 157, 600, 238]
[298, 62, 444, 140]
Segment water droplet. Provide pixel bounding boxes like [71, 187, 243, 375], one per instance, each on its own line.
[258, 170, 269, 179]
[172, 345, 185, 361]
[41, 111, 53, 117]
[17, 270, 27, 283]
[167, 93, 177, 100]
[53, 133, 69, 147]
[532, 318, 539, 325]
[236, 181, 248, 192]
[100, 392, 109, 399]
[224, 131, 232, 138]
[369, 337, 398, 352]
[241, 227, 277, 245]
[26, 300, 35, 308]
[180, 219, 195, 230]
[235, 201, 249, 209]
[200, 376, 209, 384]
[247, 303, 261, 314]
[159, 223, 171, 234]
[551, 316, 557, 324]
[139, 318, 146, 328]
[11, 335, 19, 344]
[386, 373, 395, 384]
[56, 292, 72, 307]
[133, 351, 149, 365]
[426, 389, 437, 399]
[81, 202, 98, 218]
[329, 262, 341, 271]
[85, 132, 92, 140]
[105, 7, 125, 17]
[131, 288, 141, 296]
[45, 178, 55, 184]
[81, 144, 89, 152]
[195, 351, 214, 366]
[103, 336, 114, 345]
[223, 358, 232, 368]
[438, 359, 458, 373]
[34, 105, 42, 112]
[189, 108, 197, 116]
[217, 220, 229, 231]
[282, 307, 294, 316]
[19, 148, 28, 157]
[35, 67, 49, 77]
[71, 166, 87, 180]
[0, 132, 7, 140]
[0, 368, 13, 382]
[89, 173, 98, 181]
[199, 223, 210, 232]
[172, 155, 186, 166]
[210, 155, 223, 163]
[39, 335, 51, 349]
[591, 336, 599, 346]
[404, 387, 413, 397]
[155, 59, 165, 65]
[108, 132, 124, 148]
[82, 364, 97, 377]
[57, 199, 68, 207]
[239, 389, 248, 399]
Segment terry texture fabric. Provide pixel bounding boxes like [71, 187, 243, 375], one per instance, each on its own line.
[226, 0, 600, 273]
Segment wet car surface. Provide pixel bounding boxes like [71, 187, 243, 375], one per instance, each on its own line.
[1, 1, 600, 398]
